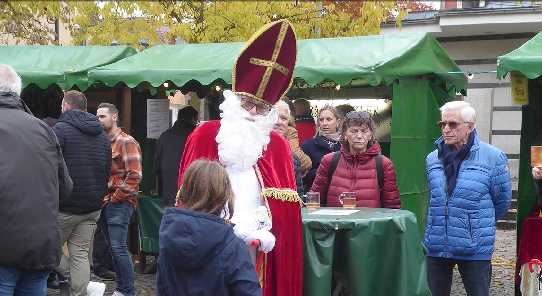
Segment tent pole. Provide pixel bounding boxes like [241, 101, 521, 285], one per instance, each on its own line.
[123, 86, 131, 134]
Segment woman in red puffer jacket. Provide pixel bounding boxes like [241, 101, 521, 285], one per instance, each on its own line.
[310, 111, 401, 209]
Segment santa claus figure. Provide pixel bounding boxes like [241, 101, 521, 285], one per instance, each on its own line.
[176, 20, 302, 296]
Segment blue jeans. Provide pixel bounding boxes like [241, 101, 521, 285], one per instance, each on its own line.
[0, 267, 52, 296]
[426, 256, 492, 296]
[97, 201, 135, 295]
[93, 226, 115, 272]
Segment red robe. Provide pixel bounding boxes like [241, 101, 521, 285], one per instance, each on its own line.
[177, 120, 303, 296]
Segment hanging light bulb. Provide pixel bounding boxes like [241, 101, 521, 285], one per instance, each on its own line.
[215, 85, 222, 92]
[163, 82, 169, 88]
[335, 84, 341, 91]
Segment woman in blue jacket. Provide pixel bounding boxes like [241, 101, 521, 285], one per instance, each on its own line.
[156, 160, 262, 296]
[301, 105, 341, 193]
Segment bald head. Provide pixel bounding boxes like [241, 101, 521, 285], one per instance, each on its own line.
[0, 64, 22, 96]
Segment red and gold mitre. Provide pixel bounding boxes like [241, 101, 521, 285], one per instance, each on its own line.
[232, 19, 297, 106]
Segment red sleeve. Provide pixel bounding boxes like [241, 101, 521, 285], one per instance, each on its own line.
[310, 153, 332, 206]
[255, 133, 296, 191]
[177, 121, 220, 189]
[382, 156, 402, 209]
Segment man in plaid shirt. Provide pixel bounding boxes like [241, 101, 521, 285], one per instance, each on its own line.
[96, 103, 142, 296]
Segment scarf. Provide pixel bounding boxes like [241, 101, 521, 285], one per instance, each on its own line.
[438, 132, 475, 195]
[318, 128, 341, 149]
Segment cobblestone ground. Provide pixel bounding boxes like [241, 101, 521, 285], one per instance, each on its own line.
[47, 258, 157, 296]
[48, 229, 517, 296]
[450, 228, 517, 296]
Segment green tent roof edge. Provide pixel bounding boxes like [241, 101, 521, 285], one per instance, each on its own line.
[0, 45, 137, 91]
[497, 30, 542, 79]
[88, 32, 467, 95]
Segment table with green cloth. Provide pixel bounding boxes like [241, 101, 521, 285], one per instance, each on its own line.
[137, 196, 164, 254]
[302, 207, 430, 296]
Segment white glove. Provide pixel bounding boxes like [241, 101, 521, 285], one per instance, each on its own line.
[232, 206, 271, 241]
[245, 228, 276, 253]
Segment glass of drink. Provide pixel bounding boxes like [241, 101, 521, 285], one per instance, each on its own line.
[532, 146, 542, 167]
[339, 192, 356, 209]
[304, 192, 320, 211]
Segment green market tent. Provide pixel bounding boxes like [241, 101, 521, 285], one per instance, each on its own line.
[497, 31, 542, 79]
[89, 32, 466, 94]
[89, 32, 467, 234]
[0, 46, 136, 91]
[497, 31, 542, 251]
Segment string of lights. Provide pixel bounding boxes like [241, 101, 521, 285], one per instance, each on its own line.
[434, 70, 498, 79]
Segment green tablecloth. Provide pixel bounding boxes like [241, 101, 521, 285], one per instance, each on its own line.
[136, 196, 164, 254]
[302, 207, 430, 296]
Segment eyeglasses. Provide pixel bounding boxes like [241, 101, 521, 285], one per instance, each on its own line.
[437, 121, 470, 129]
[240, 97, 271, 115]
[346, 111, 370, 120]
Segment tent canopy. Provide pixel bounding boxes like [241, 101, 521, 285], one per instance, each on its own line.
[0, 46, 137, 91]
[497, 31, 542, 79]
[89, 32, 467, 94]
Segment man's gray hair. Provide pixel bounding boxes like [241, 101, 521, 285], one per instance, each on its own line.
[277, 100, 290, 119]
[440, 101, 476, 125]
[0, 64, 22, 96]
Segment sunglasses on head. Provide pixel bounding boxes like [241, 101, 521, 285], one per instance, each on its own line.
[437, 121, 469, 129]
[346, 111, 370, 120]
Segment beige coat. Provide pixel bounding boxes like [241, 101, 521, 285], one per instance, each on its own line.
[284, 126, 312, 172]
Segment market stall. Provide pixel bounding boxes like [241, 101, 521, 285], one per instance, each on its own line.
[0, 45, 136, 91]
[88, 32, 468, 234]
[497, 30, 542, 294]
[0, 45, 137, 122]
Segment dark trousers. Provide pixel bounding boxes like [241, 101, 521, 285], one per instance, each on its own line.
[92, 226, 114, 273]
[426, 256, 492, 296]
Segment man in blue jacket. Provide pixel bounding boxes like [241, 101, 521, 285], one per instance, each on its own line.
[52, 90, 112, 296]
[424, 101, 511, 296]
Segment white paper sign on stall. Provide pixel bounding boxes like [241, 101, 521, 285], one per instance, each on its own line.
[147, 99, 170, 139]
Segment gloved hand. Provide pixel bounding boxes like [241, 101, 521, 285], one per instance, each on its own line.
[245, 228, 276, 253]
[232, 206, 271, 241]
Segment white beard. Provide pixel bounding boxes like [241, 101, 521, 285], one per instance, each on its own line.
[216, 90, 278, 171]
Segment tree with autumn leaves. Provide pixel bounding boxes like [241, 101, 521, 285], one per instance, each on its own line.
[1, 1, 435, 49]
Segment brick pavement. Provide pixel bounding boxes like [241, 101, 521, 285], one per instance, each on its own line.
[48, 230, 517, 296]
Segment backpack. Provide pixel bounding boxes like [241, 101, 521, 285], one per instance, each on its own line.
[327, 152, 384, 206]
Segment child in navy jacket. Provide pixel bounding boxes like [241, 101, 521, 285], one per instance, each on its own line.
[156, 160, 262, 296]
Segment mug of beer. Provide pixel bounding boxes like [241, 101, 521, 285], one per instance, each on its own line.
[532, 146, 542, 167]
[339, 192, 356, 209]
[304, 192, 320, 211]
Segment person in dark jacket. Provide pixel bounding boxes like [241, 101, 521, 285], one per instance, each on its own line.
[302, 105, 341, 193]
[292, 153, 304, 198]
[310, 111, 401, 208]
[273, 101, 304, 197]
[153, 105, 198, 207]
[52, 90, 112, 296]
[0, 63, 73, 295]
[157, 159, 261, 296]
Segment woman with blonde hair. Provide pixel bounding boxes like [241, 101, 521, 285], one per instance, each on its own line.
[301, 105, 342, 192]
[156, 160, 261, 296]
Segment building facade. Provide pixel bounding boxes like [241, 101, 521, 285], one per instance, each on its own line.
[381, 0, 542, 178]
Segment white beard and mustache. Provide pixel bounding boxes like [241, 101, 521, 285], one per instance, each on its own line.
[216, 90, 278, 171]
